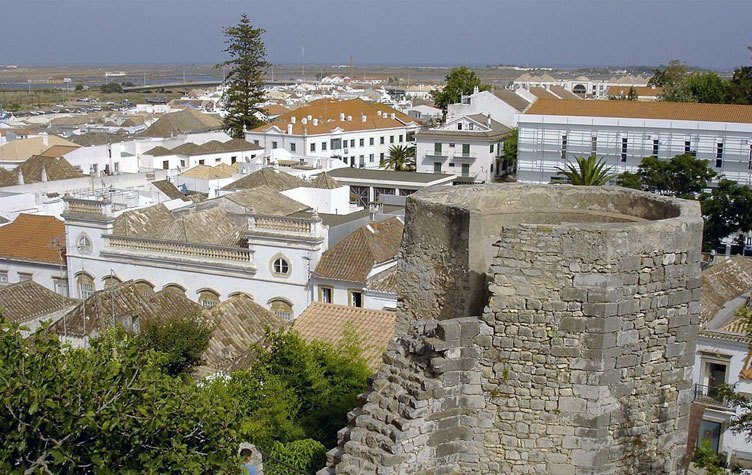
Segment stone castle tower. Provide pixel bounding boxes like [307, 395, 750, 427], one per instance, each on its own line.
[320, 184, 702, 474]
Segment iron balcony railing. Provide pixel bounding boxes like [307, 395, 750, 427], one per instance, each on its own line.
[693, 384, 731, 409]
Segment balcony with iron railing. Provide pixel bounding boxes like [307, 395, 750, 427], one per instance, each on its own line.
[693, 384, 733, 410]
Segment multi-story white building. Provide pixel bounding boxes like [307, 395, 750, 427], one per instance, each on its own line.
[245, 98, 420, 169]
[62, 184, 329, 322]
[415, 114, 512, 183]
[517, 100, 752, 185]
[512, 73, 650, 99]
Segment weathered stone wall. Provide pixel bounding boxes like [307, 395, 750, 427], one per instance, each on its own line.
[321, 184, 702, 475]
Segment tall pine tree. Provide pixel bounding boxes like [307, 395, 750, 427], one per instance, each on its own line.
[220, 14, 269, 138]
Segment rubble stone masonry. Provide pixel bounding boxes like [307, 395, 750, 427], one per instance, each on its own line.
[320, 184, 702, 474]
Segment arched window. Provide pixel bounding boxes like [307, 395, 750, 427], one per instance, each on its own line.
[77, 272, 95, 299]
[77, 235, 92, 254]
[102, 275, 122, 289]
[270, 254, 291, 277]
[199, 289, 220, 309]
[269, 298, 293, 322]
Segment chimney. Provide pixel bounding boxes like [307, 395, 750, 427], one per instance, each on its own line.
[340, 112, 345, 121]
[377, 110, 382, 118]
[17, 169, 24, 185]
[347, 115, 352, 122]
[486, 113, 491, 127]
[290, 116, 296, 124]
[390, 113, 396, 119]
[362, 115, 367, 122]
[307, 115, 312, 121]
[42, 133, 48, 147]
[313, 118, 318, 126]
[473, 85, 479, 94]
[302, 118, 308, 125]
[287, 124, 293, 135]
[41, 165, 48, 183]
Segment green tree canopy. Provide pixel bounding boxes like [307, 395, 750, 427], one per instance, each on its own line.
[220, 14, 270, 138]
[431, 66, 491, 113]
[100, 83, 123, 94]
[383, 144, 416, 171]
[663, 71, 738, 104]
[555, 154, 615, 186]
[615, 153, 716, 199]
[501, 128, 518, 173]
[699, 179, 752, 250]
[730, 46, 752, 105]
[135, 312, 214, 376]
[648, 59, 688, 88]
[0, 322, 241, 473]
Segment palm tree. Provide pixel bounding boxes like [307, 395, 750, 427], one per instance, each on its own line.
[383, 145, 416, 171]
[555, 154, 616, 186]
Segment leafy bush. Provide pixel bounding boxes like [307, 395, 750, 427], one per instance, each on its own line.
[135, 312, 214, 376]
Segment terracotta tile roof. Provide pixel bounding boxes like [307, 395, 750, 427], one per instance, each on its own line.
[252, 98, 416, 136]
[0, 214, 65, 264]
[309, 172, 341, 189]
[366, 267, 400, 295]
[0, 280, 74, 324]
[701, 256, 752, 324]
[492, 89, 531, 111]
[528, 87, 560, 100]
[0, 136, 78, 163]
[606, 85, 664, 97]
[152, 179, 187, 200]
[315, 218, 403, 283]
[262, 104, 291, 117]
[51, 282, 204, 337]
[40, 144, 80, 158]
[525, 99, 752, 124]
[548, 86, 582, 100]
[181, 164, 236, 180]
[17, 155, 84, 184]
[200, 294, 286, 373]
[139, 109, 224, 138]
[223, 186, 311, 216]
[293, 302, 396, 370]
[221, 167, 306, 192]
[0, 167, 18, 187]
[418, 115, 511, 141]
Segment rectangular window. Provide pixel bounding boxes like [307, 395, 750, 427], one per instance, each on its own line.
[272, 141, 278, 149]
[231, 156, 237, 164]
[591, 135, 597, 154]
[331, 138, 341, 150]
[369, 137, 374, 146]
[716, 142, 723, 168]
[561, 134, 567, 160]
[621, 137, 628, 162]
[18, 272, 33, 282]
[434, 162, 442, 173]
[253, 140, 260, 145]
[53, 278, 68, 297]
[180, 160, 186, 167]
[407, 131, 415, 142]
[434, 143, 442, 154]
[359, 138, 365, 147]
[0, 271, 7, 283]
[349, 290, 363, 308]
[449, 143, 455, 148]
[215, 158, 221, 163]
[114, 162, 120, 172]
[390, 135, 395, 144]
[162, 160, 169, 170]
[350, 139, 355, 148]
[749, 145, 752, 171]
[399, 134, 403, 143]
[462, 144, 470, 156]
[359, 155, 365, 168]
[199, 159, 205, 165]
[369, 153, 374, 163]
[310, 143, 316, 152]
[685, 140, 696, 157]
[461, 163, 470, 177]
[489, 144, 495, 153]
[457, 123, 463, 131]
[652, 139, 659, 156]
[319, 286, 332, 303]
[322, 142, 327, 151]
[380, 136, 385, 145]
[290, 143, 296, 152]
[380, 152, 385, 163]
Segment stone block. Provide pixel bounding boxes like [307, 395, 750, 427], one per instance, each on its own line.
[582, 302, 618, 318]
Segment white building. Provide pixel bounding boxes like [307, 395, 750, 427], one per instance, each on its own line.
[691, 257, 752, 468]
[517, 100, 752, 185]
[245, 98, 420, 169]
[415, 114, 512, 183]
[447, 88, 532, 128]
[139, 139, 263, 171]
[61, 173, 347, 321]
[512, 73, 650, 99]
[311, 217, 402, 311]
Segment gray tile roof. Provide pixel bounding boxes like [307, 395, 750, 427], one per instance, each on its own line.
[0, 280, 74, 324]
[325, 168, 454, 184]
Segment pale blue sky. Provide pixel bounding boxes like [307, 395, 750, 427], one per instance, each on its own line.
[2, 0, 751, 69]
